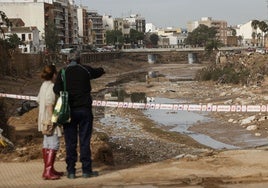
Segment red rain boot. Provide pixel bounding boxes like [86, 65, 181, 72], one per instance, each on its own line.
[43, 149, 60, 180]
[42, 148, 48, 178]
[50, 149, 64, 176]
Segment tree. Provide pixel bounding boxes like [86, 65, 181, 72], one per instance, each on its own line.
[129, 29, 144, 46]
[237, 35, 243, 46]
[0, 11, 12, 77]
[0, 11, 11, 39]
[185, 24, 220, 50]
[258, 21, 268, 47]
[44, 20, 59, 53]
[251, 20, 268, 47]
[257, 33, 262, 46]
[6, 33, 23, 50]
[106, 30, 124, 46]
[230, 28, 236, 36]
[205, 39, 222, 53]
[252, 32, 257, 46]
[251, 20, 259, 30]
[149, 33, 159, 47]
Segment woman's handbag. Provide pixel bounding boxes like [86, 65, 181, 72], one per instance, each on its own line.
[51, 69, 71, 125]
[42, 120, 56, 136]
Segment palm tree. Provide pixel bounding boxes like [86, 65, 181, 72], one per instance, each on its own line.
[257, 33, 262, 46]
[251, 20, 268, 47]
[258, 21, 268, 47]
[251, 20, 260, 47]
[252, 32, 256, 46]
[238, 35, 243, 46]
[251, 20, 260, 30]
[231, 28, 236, 36]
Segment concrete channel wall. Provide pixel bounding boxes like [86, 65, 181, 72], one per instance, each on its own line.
[10, 50, 212, 76]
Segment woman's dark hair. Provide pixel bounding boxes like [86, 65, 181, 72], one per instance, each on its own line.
[41, 65, 57, 80]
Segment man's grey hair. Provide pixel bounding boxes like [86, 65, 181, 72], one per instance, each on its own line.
[68, 50, 80, 62]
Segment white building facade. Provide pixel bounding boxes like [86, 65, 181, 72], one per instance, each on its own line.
[0, 2, 46, 39]
[145, 23, 156, 33]
[102, 14, 114, 31]
[235, 20, 263, 46]
[3, 26, 40, 53]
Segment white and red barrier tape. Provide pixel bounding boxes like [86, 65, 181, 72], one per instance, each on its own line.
[0, 93, 38, 101]
[0, 92, 267, 112]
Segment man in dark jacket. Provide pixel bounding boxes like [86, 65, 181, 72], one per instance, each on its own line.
[53, 52, 105, 179]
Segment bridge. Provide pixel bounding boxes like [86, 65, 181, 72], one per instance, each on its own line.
[80, 47, 246, 64]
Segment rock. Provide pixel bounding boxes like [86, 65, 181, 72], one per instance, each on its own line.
[263, 96, 268, 100]
[228, 119, 234, 123]
[219, 92, 227, 97]
[246, 125, 258, 131]
[258, 116, 268, 122]
[174, 154, 185, 159]
[224, 99, 233, 104]
[241, 116, 256, 125]
[255, 133, 261, 136]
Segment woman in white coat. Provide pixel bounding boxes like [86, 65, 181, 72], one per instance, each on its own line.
[37, 65, 63, 180]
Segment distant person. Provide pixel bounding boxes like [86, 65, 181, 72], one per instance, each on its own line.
[53, 52, 105, 179]
[37, 65, 63, 180]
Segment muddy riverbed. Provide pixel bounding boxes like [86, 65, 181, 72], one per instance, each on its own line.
[2, 56, 268, 187]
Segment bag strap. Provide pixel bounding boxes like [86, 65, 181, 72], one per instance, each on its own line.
[61, 69, 66, 91]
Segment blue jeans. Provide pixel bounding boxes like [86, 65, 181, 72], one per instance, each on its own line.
[43, 134, 60, 150]
[63, 107, 93, 174]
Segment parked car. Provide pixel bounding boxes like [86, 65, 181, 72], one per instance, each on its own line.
[256, 48, 266, 54]
[60, 48, 76, 54]
[246, 47, 256, 52]
[96, 47, 105, 52]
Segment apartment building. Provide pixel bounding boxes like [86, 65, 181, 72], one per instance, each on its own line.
[87, 10, 105, 47]
[211, 20, 227, 45]
[0, 0, 78, 51]
[114, 18, 130, 36]
[1, 1, 148, 51]
[136, 18, 146, 33]
[125, 14, 146, 33]
[67, 2, 79, 45]
[156, 27, 185, 48]
[77, 5, 91, 45]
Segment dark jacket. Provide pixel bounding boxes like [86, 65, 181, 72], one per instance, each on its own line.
[53, 62, 105, 109]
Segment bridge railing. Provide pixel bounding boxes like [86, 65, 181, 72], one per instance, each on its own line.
[121, 47, 247, 53]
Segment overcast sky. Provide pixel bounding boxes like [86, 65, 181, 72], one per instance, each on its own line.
[75, 0, 267, 28]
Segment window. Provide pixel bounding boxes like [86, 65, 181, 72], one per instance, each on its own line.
[28, 34, 31, 40]
[21, 34, 25, 41]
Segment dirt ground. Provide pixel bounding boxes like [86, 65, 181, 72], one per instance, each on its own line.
[1, 53, 268, 187]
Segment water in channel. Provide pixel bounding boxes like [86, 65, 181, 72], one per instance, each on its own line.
[143, 97, 238, 149]
[100, 89, 268, 150]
